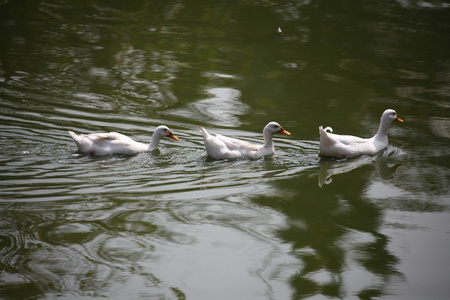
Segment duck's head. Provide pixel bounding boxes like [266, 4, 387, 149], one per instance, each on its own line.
[382, 109, 404, 124]
[265, 122, 291, 136]
[155, 125, 179, 141]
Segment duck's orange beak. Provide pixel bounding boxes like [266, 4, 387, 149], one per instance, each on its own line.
[168, 132, 179, 141]
[279, 128, 291, 135]
[396, 116, 404, 123]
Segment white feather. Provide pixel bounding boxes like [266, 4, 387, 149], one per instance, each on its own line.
[201, 122, 291, 160]
[319, 109, 403, 158]
[68, 125, 179, 156]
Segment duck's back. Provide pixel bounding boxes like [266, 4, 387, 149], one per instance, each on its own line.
[68, 131, 147, 155]
[319, 127, 375, 158]
[215, 134, 259, 151]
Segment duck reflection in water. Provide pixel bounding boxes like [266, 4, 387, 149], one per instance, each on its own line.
[318, 149, 402, 187]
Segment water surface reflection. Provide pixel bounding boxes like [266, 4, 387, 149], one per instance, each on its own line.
[318, 146, 401, 187]
[253, 167, 402, 299]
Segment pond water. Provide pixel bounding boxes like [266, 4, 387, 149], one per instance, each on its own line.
[1, 0, 449, 299]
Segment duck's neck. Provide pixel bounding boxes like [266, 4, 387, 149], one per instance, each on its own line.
[262, 131, 275, 151]
[251, 130, 276, 159]
[148, 134, 162, 151]
[374, 118, 390, 143]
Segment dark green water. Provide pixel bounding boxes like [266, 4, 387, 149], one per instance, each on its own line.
[1, 1, 449, 299]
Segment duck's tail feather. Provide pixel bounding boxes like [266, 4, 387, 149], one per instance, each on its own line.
[200, 126, 209, 138]
[319, 125, 336, 149]
[68, 131, 83, 150]
[68, 131, 78, 141]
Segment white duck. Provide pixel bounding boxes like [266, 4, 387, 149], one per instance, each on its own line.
[68, 125, 179, 156]
[201, 122, 291, 160]
[319, 109, 403, 158]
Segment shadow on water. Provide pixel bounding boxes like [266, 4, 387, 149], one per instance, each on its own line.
[317, 145, 402, 187]
[251, 157, 403, 299]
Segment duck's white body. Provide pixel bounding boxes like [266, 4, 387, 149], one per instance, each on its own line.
[68, 125, 179, 156]
[319, 109, 403, 158]
[201, 122, 291, 160]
